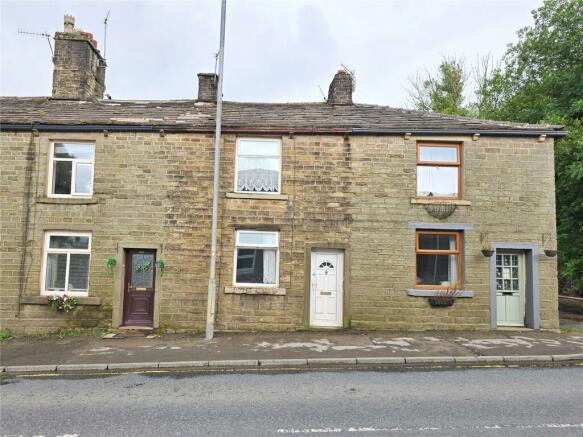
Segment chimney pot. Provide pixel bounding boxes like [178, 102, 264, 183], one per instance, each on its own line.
[327, 69, 353, 105]
[64, 14, 75, 33]
[197, 73, 218, 102]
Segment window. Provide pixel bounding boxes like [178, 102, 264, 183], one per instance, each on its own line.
[416, 231, 461, 288]
[417, 143, 461, 198]
[42, 232, 91, 296]
[235, 138, 281, 193]
[234, 230, 279, 286]
[49, 142, 95, 197]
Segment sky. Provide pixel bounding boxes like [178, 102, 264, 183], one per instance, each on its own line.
[0, 0, 542, 108]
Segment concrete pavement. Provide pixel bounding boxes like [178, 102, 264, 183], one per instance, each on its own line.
[1, 329, 582, 373]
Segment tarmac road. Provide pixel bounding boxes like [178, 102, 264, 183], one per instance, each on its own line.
[1, 367, 582, 436]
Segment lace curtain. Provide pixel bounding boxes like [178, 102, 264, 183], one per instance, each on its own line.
[237, 167, 279, 193]
[263, 249, 277, 284]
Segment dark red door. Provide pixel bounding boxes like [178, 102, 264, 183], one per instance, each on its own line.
[123, 249, 156, 327]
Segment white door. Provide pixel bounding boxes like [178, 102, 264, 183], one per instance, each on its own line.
[496, 252, 525, 327]
[310, 250, 343, 328]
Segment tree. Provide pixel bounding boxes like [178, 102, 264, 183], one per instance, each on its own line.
[482, 0, 583, 296]
[408, 0, 583, 296]
[407, 56, 471, 116]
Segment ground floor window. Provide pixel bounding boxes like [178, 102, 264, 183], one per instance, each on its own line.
[416, 230, 461, 288]
[234, 230, 278, 286]
[42, 232, 91, 296]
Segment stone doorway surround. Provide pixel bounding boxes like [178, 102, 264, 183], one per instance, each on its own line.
[112, 242, 163, 329]
[489, 242, 540, 330]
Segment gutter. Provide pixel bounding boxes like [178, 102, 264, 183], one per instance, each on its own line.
[0, 123, 567, 138]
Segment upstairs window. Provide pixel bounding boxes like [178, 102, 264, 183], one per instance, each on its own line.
[417, 143, 461, 199]
[49, 142, 95, 197]
[416, 231, 462, 288]
[235, 138, 281, 194]
[42, 232, 92, 296]
[234, 230, 279, 286]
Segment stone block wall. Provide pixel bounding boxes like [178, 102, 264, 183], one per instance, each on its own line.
[0, 129, 559, 334]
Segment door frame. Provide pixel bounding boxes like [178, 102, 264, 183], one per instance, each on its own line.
[495, 249, 526, 327]
[305, 247, 348, 329]
[112, 242, 163, 329]
[489, 242, 540, 329]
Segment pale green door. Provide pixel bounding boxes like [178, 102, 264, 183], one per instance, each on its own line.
[496, 252, 525, 326]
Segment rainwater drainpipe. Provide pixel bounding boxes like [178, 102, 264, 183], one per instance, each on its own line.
[205, 0, 227, 341]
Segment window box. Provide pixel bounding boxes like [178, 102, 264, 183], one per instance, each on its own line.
[233, 230, 279, 287]
[41, 232, 92, 297]
[48, 142, 95, 198]
[235, 138, 282, 194]
[20, 295, 102, 306]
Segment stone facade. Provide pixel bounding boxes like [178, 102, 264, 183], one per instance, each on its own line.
[0, 128, 559, 334]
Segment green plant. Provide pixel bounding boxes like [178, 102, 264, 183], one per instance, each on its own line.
[157, 259, 166, 277]
[0, 328, 12, 341]
[47, 295, 78, 313]
[105, 256, 117, 276]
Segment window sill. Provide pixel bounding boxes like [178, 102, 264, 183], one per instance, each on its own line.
[407, 289, 474, 298]
[37, 197, 100, 205]
[20, 296, 102, 306]
[226, 192, 289, 201]
[411, 198, 471, 206]
[225, 286, 286, 296]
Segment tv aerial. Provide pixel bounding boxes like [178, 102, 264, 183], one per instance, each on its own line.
[17, 30, 53, 58]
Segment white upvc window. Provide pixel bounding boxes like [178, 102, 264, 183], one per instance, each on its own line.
[235, 138, 281, 194]
[41, 232, 92, 296]
[233, 230, 279, 287]
[48, 142, 95, 197]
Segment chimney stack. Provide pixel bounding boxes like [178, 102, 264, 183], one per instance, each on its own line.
[197, 73, 218, 102]
[52, 15, 106, 100]
[327, 69, 353, 105]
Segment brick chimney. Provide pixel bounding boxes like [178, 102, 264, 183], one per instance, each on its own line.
[197, 73, 218, 102]
[52, 15, 106, 100]
[327, 69, 353, 105]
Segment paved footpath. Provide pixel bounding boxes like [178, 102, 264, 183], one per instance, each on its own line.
[1, 330, 582, 373]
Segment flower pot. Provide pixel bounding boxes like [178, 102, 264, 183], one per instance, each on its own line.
[428, 297, 455, 307]
[481, 248, 495, 257]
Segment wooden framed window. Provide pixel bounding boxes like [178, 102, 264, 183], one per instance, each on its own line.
[235, 138, 281, 194]
[41, 231, 92, 296]
[48, 142, 95, 198]
[416, 230, 462, 288]
[233, 230, 279, 287]
[416, 143, 461, 199]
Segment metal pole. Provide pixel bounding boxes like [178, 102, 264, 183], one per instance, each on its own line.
[206, 0, 227, 341]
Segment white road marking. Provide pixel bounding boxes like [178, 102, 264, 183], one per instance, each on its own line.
[276, 423, 583, 434]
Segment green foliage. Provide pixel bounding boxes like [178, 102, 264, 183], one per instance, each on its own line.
[0, 328, 12, 341]
[484, 0, 583, 296]
[105, 256, 117, 276]
[408, 56, 472, 116]
[47, 295, 78, 313]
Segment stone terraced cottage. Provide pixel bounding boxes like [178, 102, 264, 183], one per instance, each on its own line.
[0, 16, 566, 334]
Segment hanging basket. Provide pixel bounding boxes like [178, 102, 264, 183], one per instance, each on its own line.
[423, 202, 457, 220]
[428, 296, 455, 307]
[544, 249, 558, 257]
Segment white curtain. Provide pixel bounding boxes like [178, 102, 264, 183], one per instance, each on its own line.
[449, 255, 458, 286]
[263, 249, 277, 284]
[237, 158, 279, 192]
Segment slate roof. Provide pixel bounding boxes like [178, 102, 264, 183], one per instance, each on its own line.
[0, 96, 565, 136]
